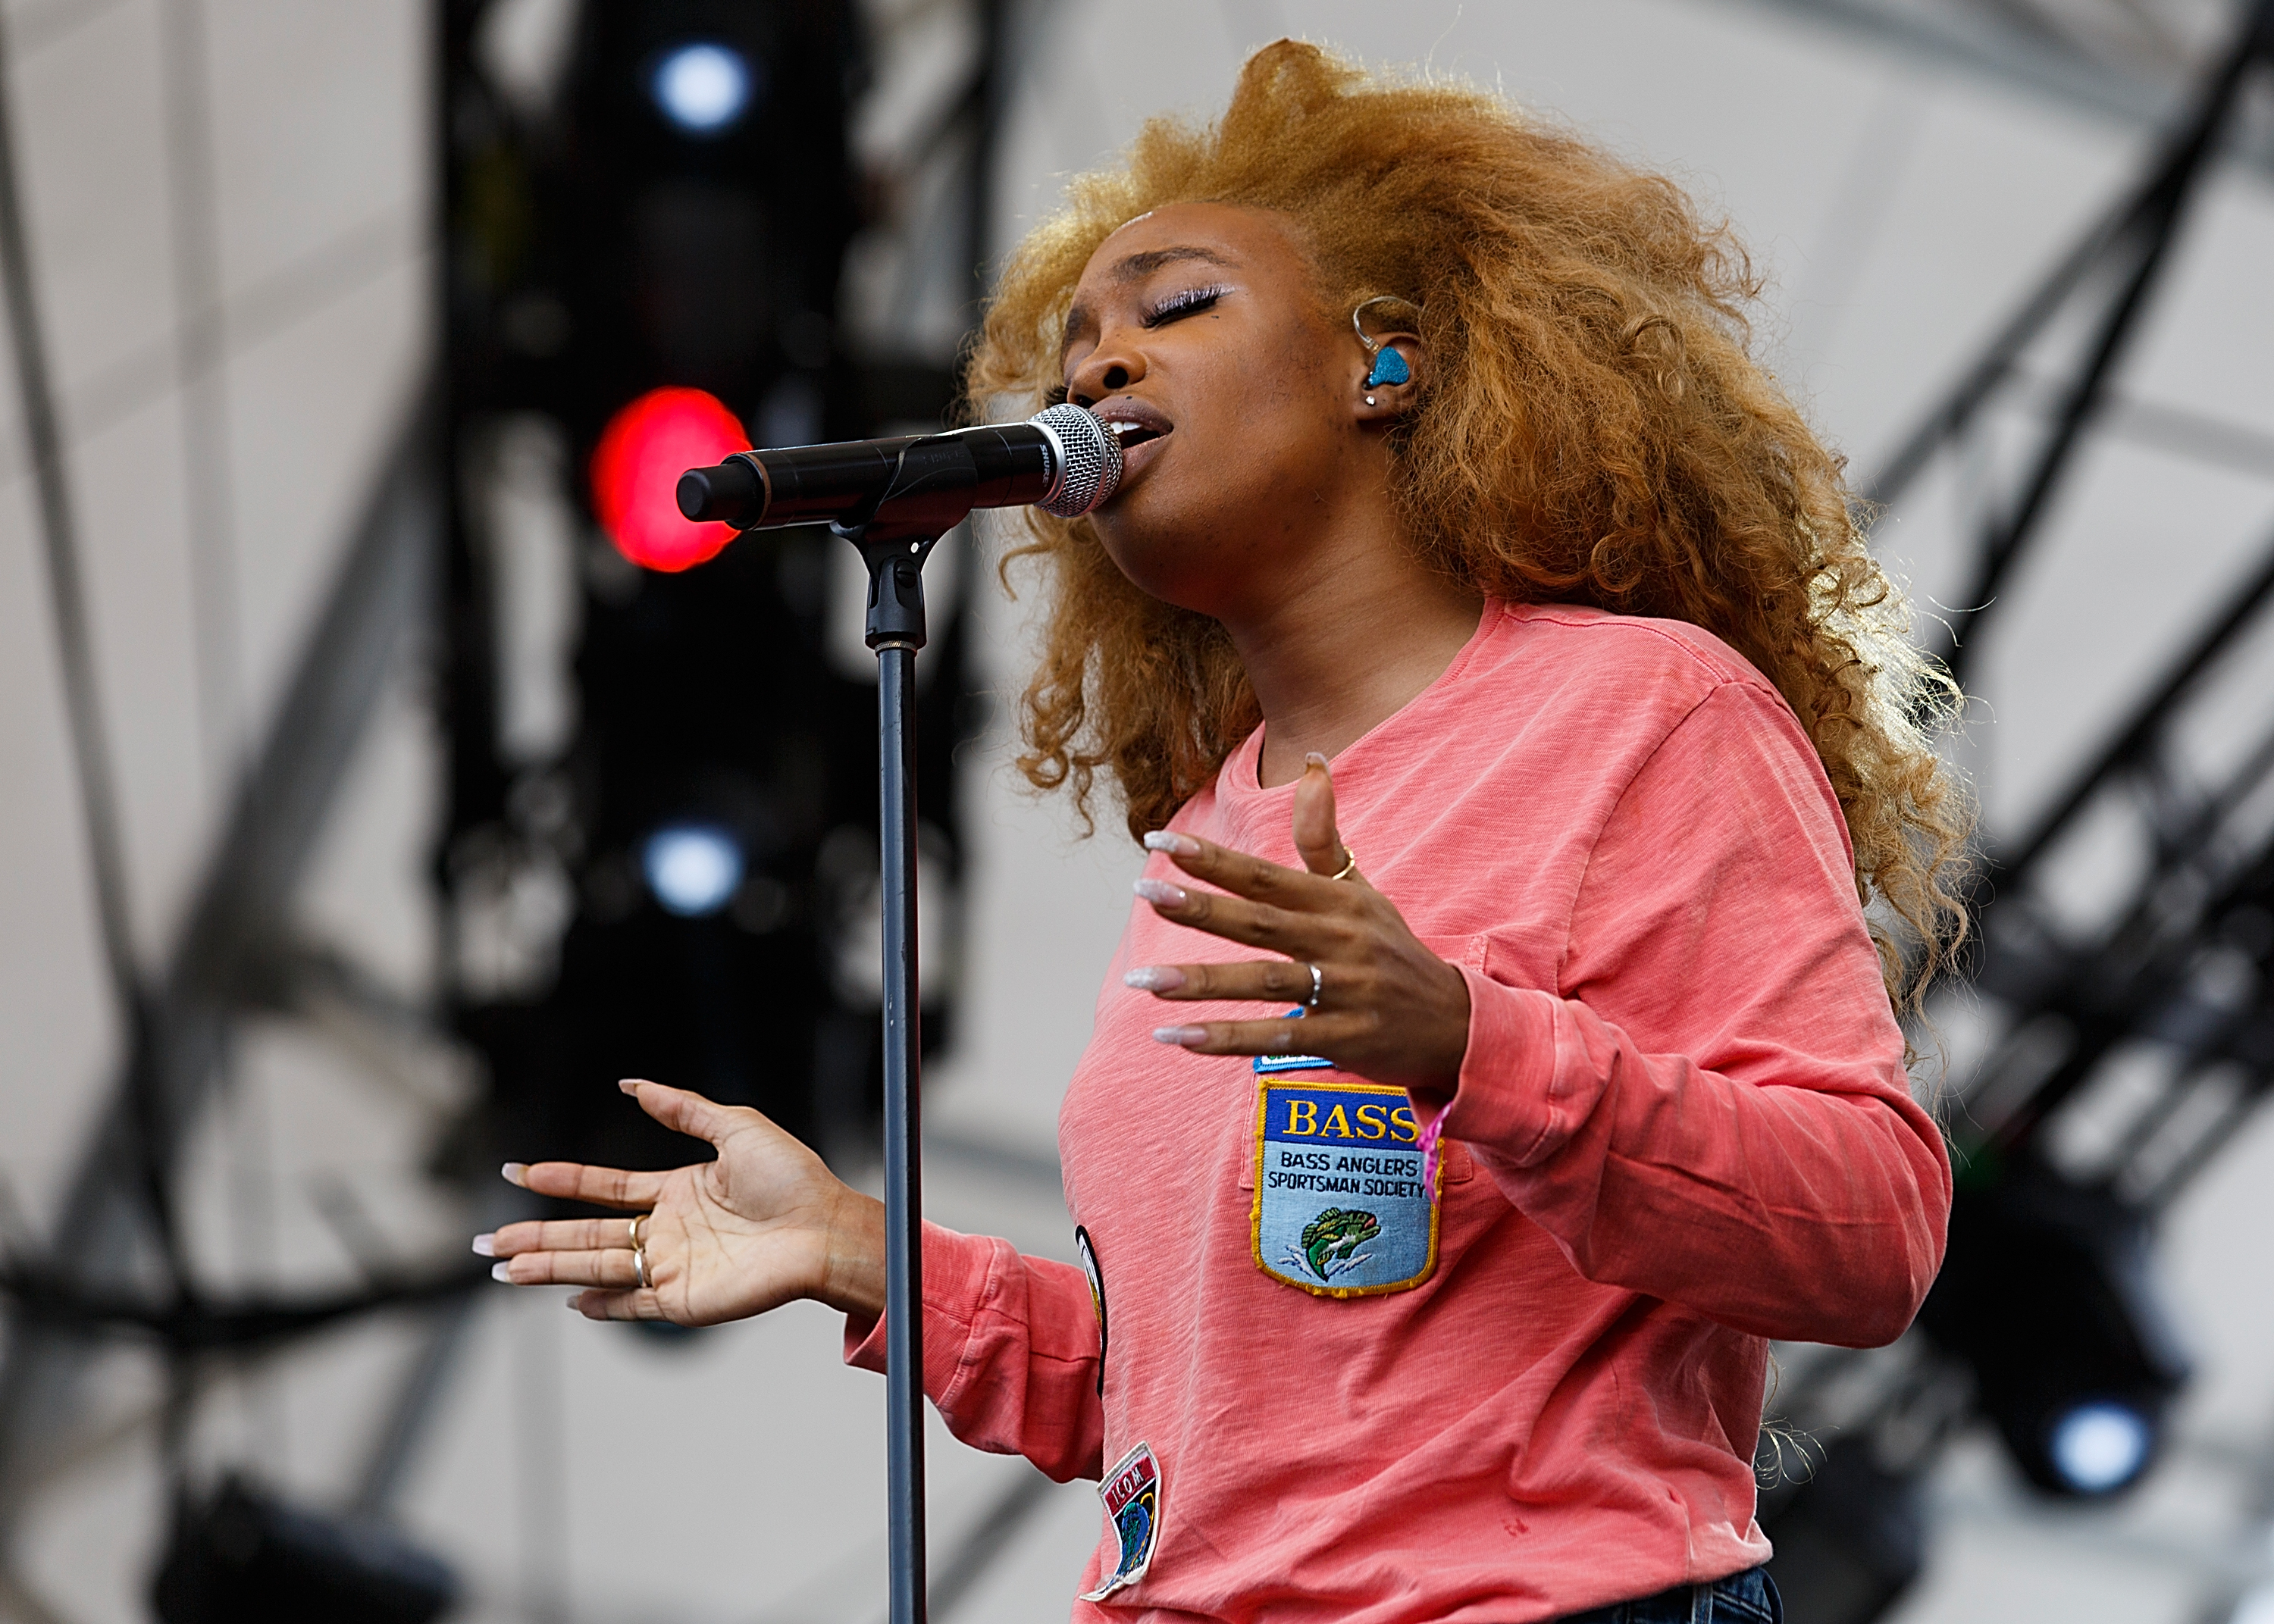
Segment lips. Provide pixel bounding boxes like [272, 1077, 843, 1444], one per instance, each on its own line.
[1095, 399, 1173, 452]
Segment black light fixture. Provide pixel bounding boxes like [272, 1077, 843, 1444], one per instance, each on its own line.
[440, 0, 971, 1181]
[152, 1477, 456, 1624]
[1917, 1156, 2191, 1498]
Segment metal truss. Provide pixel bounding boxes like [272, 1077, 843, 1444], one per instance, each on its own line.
[1763, 1, 2274, 1615]
[0, 0, 484, 1561]
[0, 379, 486, 1525]
[1733, 0, 2274, 175]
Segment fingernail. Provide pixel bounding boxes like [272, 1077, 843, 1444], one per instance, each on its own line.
[471, 1233, 496, 1257]
[501, 1162, 528, 1188]
[565, 1296, 586, 1313]
[490, 1262, 513, 1284]
[1305, 751, 1330, 769]
[1123, 965, 1186, 992]
[619, 1078, 641, 1095]
[1152, 1025, 1207, 1047]
[1142, 830, 1200, 856]
[1134, 877, 1187, 906]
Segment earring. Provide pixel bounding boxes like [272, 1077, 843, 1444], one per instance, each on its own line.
[1353, 295, 1417, 393]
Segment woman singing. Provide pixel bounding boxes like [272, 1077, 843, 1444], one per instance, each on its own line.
[481, 41, 1969, 1624]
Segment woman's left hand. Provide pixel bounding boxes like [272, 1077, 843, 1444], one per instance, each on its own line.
[1125, 753, 1471, 1100]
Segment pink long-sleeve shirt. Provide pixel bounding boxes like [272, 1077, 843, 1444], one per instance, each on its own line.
[847, 600, 1950, 1622]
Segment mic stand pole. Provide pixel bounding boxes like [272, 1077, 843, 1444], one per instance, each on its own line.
[838, 511, 956, 1624]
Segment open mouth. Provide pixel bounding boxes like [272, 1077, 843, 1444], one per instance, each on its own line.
[1093, 400, 1173, 460]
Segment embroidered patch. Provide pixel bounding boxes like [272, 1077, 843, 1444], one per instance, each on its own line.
[1252, 1079, 1438, 1297]
[1075, 1225, 1107, 1397]
[1079, 1441, 1163, 1602]
[1252, 1005, 1332, 1074]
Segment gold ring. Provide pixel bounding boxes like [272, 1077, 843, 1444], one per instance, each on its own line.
[628, 1216, 644, 1248]
[1330, 846, 1358, 882]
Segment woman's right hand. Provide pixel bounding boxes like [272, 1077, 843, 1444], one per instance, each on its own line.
[478, 1079, 886, 1328]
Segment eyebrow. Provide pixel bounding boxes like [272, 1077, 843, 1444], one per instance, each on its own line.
[1061, 246, 1239, 352]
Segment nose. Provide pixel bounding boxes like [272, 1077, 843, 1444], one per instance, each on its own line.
[1067, 331, 1147, 408]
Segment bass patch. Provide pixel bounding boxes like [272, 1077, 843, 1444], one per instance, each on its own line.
[1252, 1078, 1438, 1297]
[1080, 1441, 1163, 1602]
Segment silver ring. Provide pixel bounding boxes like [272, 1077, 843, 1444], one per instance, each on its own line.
[1304, 962, 1323, 1009]
[633, 1243, 650, 1291]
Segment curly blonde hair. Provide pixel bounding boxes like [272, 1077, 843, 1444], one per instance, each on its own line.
[968, 39, 1971, 1007]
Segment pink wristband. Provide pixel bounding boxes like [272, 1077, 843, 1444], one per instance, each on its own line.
[1417, 1108, 1446, 1203]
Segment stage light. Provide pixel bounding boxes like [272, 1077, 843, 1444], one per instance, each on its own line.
[1918, 1159, 2188, 1499]
[650, 42, 753, 135]
[2047, 1400, 2153, 1494]
[153, 1476, 456, 1623]
[643, 823, 744, 917]
[590, 387, 748, 572]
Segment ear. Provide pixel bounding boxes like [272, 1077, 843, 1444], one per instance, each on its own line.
[1353, 333, 1424, 425]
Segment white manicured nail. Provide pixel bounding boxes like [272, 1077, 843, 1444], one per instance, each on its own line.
[501, 1162, 528, 1188]
[1152, 1026, 1207, 1047]
[471, 1233, 496, 1257]
[1142, 831, 1200, 856]
[1134, 877, 1186, 906]
[1123, 965, 1186, 993]
[490, 1262, 513, 1284]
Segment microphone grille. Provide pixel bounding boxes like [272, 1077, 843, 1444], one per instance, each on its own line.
[1029, 403, 1122, 518]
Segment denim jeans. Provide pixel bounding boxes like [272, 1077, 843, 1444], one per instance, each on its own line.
[1555, 1566, 1782, 1624]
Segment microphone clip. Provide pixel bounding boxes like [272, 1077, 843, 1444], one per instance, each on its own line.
[832, 435, 981, 652]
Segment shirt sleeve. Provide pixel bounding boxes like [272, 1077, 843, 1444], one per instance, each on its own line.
[842, 1222, 1107, 1482]
[1421, 680, 1952, 1348]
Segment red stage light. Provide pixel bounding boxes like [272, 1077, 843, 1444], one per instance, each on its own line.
[590, 386, 750, 572]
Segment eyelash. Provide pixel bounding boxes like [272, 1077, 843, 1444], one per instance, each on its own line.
[1056, 284, 1230, 397]
[1142, 284, 1229, 326]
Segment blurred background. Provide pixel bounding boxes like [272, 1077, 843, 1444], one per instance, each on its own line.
[0, 0, 2271, 1619]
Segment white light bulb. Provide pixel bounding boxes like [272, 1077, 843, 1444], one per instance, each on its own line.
[2048, 1400, 2150, 1494]
[652, 42, 752, 135]
[643, 824, 744, 917]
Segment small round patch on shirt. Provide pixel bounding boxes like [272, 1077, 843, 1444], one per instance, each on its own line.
[1252, 1079, 1439, 1297]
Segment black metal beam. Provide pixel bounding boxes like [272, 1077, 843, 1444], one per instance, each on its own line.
[1999, 524, 2274, 883]
[1900, 0, 2274, 683]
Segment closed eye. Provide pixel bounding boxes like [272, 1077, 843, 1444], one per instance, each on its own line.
[1142, 285, 1229, 327]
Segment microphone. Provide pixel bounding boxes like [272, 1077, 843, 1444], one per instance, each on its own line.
[676, 402, 1123, 533]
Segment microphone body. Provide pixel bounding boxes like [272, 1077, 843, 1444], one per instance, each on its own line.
[677, 404, 1121, 534]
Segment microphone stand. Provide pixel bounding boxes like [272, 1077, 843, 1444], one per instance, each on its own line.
[829, 444, 988, 1624]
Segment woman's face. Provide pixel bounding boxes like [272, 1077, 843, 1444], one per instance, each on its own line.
[1059, 203, 1377, 618]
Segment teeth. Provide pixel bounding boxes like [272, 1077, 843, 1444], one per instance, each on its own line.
[1105, 421, 1146, 438]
